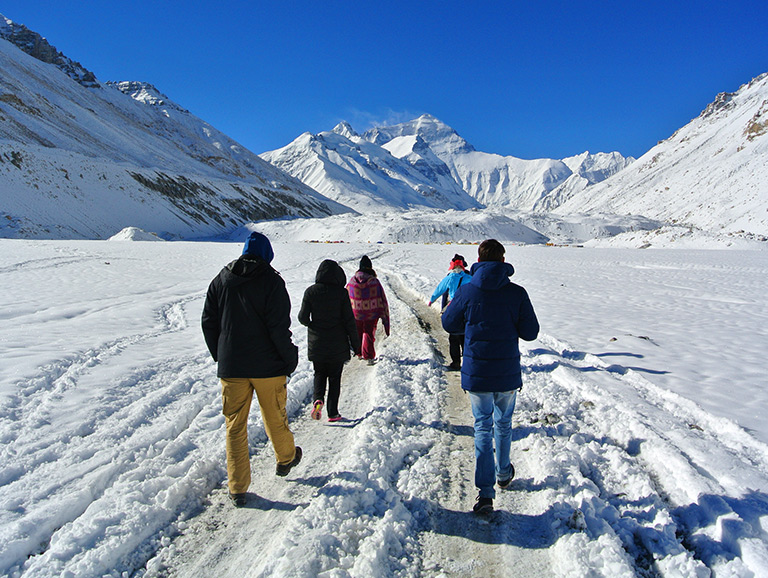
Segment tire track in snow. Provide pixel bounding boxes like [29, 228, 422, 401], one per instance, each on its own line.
[0, 292, 227, 578]
[0, 293, 200, 446]
[515, 331, 768, 576]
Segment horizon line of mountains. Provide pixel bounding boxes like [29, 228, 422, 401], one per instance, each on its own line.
[1, 12, 766, 242]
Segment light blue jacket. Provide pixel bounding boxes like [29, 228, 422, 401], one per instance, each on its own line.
[430, 269, 472, 306]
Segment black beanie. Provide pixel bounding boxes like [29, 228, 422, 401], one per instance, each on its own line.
[359, 255, 372, 270]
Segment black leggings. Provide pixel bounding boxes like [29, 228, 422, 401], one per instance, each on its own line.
[449, 334, 464, 365]
[313, 361, 344, 417]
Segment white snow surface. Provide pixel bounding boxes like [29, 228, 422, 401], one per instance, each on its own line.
[2, 225, 768, 577]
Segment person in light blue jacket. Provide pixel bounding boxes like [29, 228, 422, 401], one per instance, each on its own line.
[429, 254, 472, 370]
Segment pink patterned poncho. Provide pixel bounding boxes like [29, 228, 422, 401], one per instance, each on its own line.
[346, 271, 390, 335]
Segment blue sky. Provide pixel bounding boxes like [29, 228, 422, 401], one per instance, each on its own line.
[3, 1, 767, 159]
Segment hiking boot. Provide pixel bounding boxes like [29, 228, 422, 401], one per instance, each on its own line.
[311, 400, 324, 420]
[448, 361, 461, 371]
[498, 465, 515, 489]
[473, 495, 493, 515]
[276, 446, 302, 476]
[228, 492, 247, 507]
[366, 358, 376, 366]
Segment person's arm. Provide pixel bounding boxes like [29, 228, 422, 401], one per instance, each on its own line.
[517, 289, 540, 341]
[265, 277, 299, 374]
[342, 291, 362, 356]
[429, 276, 450, 305]
[441, 290, 466, 335]
[200, 280, 220, 361]
[378, 281, 391, 336]
[297, 289, 312, 327]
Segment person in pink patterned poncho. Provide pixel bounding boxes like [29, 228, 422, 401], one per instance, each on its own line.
[346, 255, 390, 364]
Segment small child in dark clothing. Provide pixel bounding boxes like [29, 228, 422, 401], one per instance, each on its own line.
[298, 259, 361, 421]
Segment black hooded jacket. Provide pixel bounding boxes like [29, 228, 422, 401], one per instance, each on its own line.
[202, 255, 298, 378]
[298, 260, 361, 363]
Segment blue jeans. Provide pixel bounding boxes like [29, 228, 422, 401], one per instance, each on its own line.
[468, 390, 517, 499]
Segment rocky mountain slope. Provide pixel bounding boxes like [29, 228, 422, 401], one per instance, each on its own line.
[554, 73, 768, 238]
[0, 14, 344, 239]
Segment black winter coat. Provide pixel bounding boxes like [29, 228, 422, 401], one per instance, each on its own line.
[201, 255, 298, 378]
[298, 260, 361, 363]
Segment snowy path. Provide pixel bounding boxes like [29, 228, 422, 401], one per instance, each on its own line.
[148, 264, 461, 576]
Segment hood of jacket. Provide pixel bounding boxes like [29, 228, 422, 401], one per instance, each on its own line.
[468, 261, 515, 291]
[315, 259, 346, 286]
[351, 270, 375, 285]
[220, 255, 271, 287]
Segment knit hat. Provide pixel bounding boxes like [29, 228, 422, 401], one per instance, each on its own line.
[359, 255, 372, 270]
[242, 231, 274, 263]
[449, 254, 467, 270]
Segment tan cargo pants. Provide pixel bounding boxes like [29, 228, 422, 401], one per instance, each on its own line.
[220, 376, 297, 494]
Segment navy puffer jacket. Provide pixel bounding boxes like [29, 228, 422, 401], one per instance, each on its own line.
[441, 261, 539, 392]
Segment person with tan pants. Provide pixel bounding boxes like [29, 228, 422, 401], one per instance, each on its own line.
[202, 231, 302, 507]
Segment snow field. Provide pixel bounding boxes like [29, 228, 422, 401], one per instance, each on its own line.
[1, 239, 768, 577]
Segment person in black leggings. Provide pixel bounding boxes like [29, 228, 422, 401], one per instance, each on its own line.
[299, 259, 361, 422]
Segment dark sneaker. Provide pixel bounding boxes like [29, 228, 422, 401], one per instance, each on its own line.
[276, 446, 303, 476]
[448, 361, 461, 371]
[498, 465, 515, 489]
[366, 358, 376, 366]
[473, 496, 493, 515]
[311, 400, 324, 420]
[228, 492, 247, 507]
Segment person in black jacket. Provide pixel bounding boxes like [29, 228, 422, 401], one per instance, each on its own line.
[298, 259, 361, 422]
[201, 231, 302, 507]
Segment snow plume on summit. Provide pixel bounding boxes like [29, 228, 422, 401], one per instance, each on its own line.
[555, 73, 768, 238]
[0, 14, 345, 239]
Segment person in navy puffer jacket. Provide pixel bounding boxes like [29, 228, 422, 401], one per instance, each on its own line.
[441, 239, 539, 515]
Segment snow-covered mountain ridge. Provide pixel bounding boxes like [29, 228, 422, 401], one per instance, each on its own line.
[263, 113, 633, 214]
[555, 73, 768, 238]
[260, 121, 481, 213]
[0, 14, 345, 239]
[0, 14, 98, 88]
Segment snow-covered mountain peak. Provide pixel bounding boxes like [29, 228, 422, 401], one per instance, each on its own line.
[362, 114, 475, 156]
[561, 151, 635, 184]
[108, 81, 189, 113]
[261, 122, 480, 212]
[0, 13, 99, 88]
[331, 121, 358, 139]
